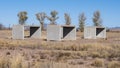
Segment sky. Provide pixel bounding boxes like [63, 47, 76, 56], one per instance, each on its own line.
[0, 0, 120, 28]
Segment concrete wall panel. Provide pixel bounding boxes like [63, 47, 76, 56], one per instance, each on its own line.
[47, 25, 61, 41]
[12, 25, 24, 39]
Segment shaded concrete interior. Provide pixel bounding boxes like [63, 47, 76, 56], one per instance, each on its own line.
[96, 28, 105, 36]
[30, 27, 39, 37]
[63, 27, 74, 38]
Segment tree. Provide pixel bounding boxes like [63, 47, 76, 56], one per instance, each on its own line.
[93, 11, 102, 26]
[36, 12, 46, 30]
[17, 11, 28, 25]
[64, 13, 71, 25]
[46, 10, 59, 25]
[79, 13, 86, 32]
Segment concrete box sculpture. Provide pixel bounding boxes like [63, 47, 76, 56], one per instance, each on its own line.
[30, 26, 41, 39]
[47, 25, 76, 41]
[12, 25, 41, 39]
[47, 25, 61, 41]
[12, 25, 24, 39]
[61, 25, 76, 40]
[84, 26, 106, 39]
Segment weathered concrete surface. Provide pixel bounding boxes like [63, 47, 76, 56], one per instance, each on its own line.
[84, 26, 106, 39]
[30, 26, 41, 39]
[47, 25, 61, 41]
[47, 25, 76, 41]
[12, 25, 41, 39]
[12, 25, 24, 39]
[61, 25, 76, 40]
[96, 27, 106, 38]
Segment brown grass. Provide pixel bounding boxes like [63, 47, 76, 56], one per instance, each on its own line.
[91, 58, 104, 67]
[0, 30, 120, 68]
[107, 61, 120, 68]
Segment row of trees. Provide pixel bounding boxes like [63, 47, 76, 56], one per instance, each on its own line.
[17, 10, 102, 31]
[79, 11, 102, 32]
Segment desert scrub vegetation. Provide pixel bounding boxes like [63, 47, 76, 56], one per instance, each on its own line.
[0, 54, 25, 68]
[0, 31, 120, 68]
[0, 54, 83, 68]
[10, 54, 24, 68]
[39, 43, 120, 59]
[107, 61, 120, 68]
[0, 44, 120, 68]
[1, 40, 120, 60]
[91, 58, 104, 67]
[0, 56, 9, 68]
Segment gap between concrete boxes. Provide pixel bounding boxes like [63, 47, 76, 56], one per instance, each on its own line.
[12, 25, 41, 40]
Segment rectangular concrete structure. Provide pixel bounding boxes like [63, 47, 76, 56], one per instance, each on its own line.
[47, 25, 76, 41]
[61, 25, 76, 40]
[30, 26, 41, 39]
[12, 25, 41, 39]
[12, 25, 24, 39]
[47, 25, 61, 41]
[84, 26, 106, 39]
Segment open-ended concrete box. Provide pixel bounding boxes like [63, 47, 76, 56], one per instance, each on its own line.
[61, 25, 76, 40]
[84, 26, 106, 39]
[12, 25, 41, 40]
[47, 25, 76, 41]
[30, 26, 41, 39]
[47, 25, 62, 41]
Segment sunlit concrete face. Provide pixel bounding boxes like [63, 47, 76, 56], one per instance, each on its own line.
[12, 25, 24, 40]
[84, 26, 106, 39]
[47, 25, 62, 41]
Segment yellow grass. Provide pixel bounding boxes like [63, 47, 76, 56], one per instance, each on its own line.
[0, 30, 120, 68]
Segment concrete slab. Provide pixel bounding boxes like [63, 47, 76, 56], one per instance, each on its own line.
[12, 25, 24, 39]
[47, 25, 61, 41]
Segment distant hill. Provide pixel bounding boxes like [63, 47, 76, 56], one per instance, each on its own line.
[109, 27, 120, 32]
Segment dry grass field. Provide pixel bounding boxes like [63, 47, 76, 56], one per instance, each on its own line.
[0, 30, 120, 68]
